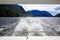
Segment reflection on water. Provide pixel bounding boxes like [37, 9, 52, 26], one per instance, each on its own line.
[0, 17, 60, 36]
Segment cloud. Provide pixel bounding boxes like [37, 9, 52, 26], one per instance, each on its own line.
[19, 4, 59, 11]
[55, 6, 60, 10]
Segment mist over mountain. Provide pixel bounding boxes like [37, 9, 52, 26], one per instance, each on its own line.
[0, 4, 31, 17]
[0, 4, 60, 17]
[27, 10, 53, 17]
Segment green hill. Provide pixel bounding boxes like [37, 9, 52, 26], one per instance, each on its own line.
[0, 4, 30, 17]
[54, 13, 60, 17]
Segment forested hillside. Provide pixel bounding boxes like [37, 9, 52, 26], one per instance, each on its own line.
[0, 4, 30, 17]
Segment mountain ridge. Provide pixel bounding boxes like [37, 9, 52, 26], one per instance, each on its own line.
[27, 10, 53, 17]
[0, 4, 31, 17]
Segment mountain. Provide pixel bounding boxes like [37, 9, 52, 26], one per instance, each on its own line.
[27, 10, 52, 17]
[55, 13, 60, 17]
[0, 4, 31, 17]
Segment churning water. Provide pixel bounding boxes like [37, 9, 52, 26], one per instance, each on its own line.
[0, 17, 60, 36]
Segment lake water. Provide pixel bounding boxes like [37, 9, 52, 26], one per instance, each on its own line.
[0, 17, 60, 36]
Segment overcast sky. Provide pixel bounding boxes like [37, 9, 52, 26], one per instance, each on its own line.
[19, 4, 60, 16]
